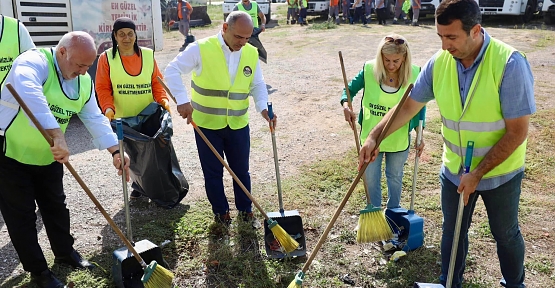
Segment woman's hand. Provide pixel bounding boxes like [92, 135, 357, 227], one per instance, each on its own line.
[343, 103, 356, 130]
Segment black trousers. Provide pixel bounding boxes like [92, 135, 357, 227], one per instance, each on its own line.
[376, 7, 387, 24]
[0, 138, 74, 274]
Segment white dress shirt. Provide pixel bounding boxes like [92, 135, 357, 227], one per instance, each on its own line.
[164, 31, 269, 113]
[0, 48, 118, 150]
[0, 15, 35, 53]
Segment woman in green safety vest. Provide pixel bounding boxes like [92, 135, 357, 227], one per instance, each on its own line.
[95, 17, 172, 200]
[340, 33, 426, 209]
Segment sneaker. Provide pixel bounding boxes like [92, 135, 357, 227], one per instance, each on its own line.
[238, 211, 262, 229]
[214, 212, 232, 226]
[392, 19, 398, 24]
[412, 22, 419, 26]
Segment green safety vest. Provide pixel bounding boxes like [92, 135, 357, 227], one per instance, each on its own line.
[288, 0, 298, 8]
[360, 60, 420, 152]
[433, 38, 527, 178]
[237, 1, 260, 28]
[4, 48, 92, 165]
[301, 0, 307, 8]
[106, 47, 155, 118]
[0, 15, 20, 88]
[191, 35, 258, 130]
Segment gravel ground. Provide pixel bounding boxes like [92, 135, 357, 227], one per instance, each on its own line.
[1, 16, 554, 285]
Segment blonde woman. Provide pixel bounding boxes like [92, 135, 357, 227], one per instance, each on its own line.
[340, 34, 425, 209]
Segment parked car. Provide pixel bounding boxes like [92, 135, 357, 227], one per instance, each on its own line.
[222, 0, 272, 24]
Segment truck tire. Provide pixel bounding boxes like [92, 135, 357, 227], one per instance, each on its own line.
[518, 1, 533, 23]
[266, 4, 272, 24]
[544, 11, 555, 24]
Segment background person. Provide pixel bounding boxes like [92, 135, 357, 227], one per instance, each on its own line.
[358, 0, 535, 287]
[0, 31, 130, 288]
[177, 0, 193, 51]
[342, 34, 425, 209]
[234, 0, 266, 32]
[0, 14, 35, 89]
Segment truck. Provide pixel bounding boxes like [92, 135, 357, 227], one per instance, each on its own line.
[543, 0, 555, 23]
[307, 0, 329, 16]
[476, 0, 542, 23]
[0, 0, 164, 66]
[222, 0, 272, 24]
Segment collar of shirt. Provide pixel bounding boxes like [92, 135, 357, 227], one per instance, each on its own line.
[216, 31, 245, 84]
[50, 47, 80, 99]
[454, 28, 491, 71]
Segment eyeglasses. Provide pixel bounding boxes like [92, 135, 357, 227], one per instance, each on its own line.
[385, 37, 405, 45]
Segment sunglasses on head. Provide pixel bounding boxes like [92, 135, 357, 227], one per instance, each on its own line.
[385, 37, 405, 45]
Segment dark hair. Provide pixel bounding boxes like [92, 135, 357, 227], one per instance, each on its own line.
[111, 17, 141, 58]
[435, 0, 482, 34]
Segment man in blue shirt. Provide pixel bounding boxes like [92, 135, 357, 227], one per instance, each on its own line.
[358, 0, 534, 287]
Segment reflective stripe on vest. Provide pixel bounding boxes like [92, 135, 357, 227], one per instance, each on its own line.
[0, 16, 20, 88]
[4, 48, 92, 165]
[237, 2, 260, 28]
[433, 38, 527, 178]
[191, 36, 258, 130]
[107, 47, 155, 118]
[360, 60, 420, 152]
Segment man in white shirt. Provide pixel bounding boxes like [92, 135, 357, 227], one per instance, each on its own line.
[164, 11, 276, 228]
[0, 14, 35, 90]
[0, 31, 130, 288]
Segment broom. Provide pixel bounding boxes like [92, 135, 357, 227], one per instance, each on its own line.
[6, 83, 174, 288]
[338, 51, 375, 243]
[288, 84, 413, 287]
[357, 83, 413, 243]
[155, 76, 299, 253]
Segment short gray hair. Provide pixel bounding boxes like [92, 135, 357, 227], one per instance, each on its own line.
[225, 11, 253, 28]
[56, 31, 96, 56]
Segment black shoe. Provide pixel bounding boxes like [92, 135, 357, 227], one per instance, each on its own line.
[31, 270, 66, 288]
[54, 250, 95, 270]
[130, 190, 142, 199]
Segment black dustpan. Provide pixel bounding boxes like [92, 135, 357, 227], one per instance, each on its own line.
[263, 103, 306, 258]
[112, 119, 168, 288]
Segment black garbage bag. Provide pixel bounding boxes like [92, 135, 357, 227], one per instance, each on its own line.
[111, 102, 188, 209]
[249, 27, 267, 64]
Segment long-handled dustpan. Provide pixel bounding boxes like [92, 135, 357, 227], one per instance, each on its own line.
[263, 102, 306, 259]
[385, 108, 425, 252]
[414, 141, 474, 288]
[112, 119, 168, 288]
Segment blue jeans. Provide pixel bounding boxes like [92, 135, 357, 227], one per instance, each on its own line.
[194, 125, 252, 215]
[364, 148, 409, 209]
[439, 172, 525, 288]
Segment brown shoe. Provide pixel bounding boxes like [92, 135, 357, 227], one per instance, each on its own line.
[238, 211, 262, 229]
[214, 212, 232, 226]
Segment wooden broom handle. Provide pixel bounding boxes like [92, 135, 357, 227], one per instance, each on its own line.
[300, 83, 413, 273]
[339, 51, 370, 203]
[5, 83, 148, 269]
[154, 76, 272, 221]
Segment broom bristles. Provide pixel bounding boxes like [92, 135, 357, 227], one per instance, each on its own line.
[287, 271, 304, 288]
[268, 220, 299, 253]
[356, 206, 393, 243]
[142, 260, 174, 288]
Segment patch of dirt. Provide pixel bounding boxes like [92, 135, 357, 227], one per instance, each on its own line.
[1, 15, 555, 287]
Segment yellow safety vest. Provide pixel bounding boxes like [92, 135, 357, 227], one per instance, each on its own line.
[237, 1, 260, 28]
[191, 35, 258, 130]
[433, 38, 527, 178]
[4, 48, 92, 165]
[106, 47, 155, 118]
[360, 60, 420, 152]
[0, 15, 19, 87]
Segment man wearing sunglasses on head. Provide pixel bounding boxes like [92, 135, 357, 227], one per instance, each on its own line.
[358, 0, 534, 287]
[341, 34, 426, 212]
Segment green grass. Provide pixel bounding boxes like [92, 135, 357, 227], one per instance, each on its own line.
[5, 107, 555, 287]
